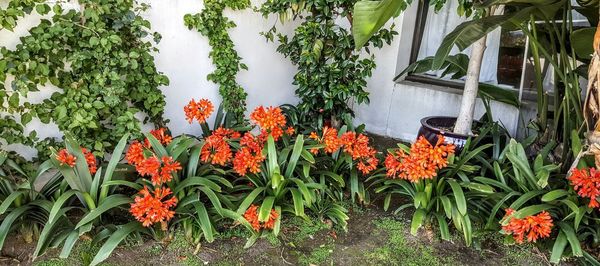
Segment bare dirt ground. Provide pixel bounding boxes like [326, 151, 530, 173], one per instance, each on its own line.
[1, 205, 556, 266]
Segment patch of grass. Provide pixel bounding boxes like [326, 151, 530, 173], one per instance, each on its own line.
[145, 243, 163, 256]
[475, 230, 545, 266]
[218, 226, 251, 239]
[287, 217, 330, 244]
[34, 240, 112, 266]
[76, 240, 101, 265]
[501, 243, 545, 266]
[365, 218, 455, 266]
[265, 232, 281, 247]
[298, 243, 334, 266]
[167, 230, 192, 253]
[35, 259, 68, 266]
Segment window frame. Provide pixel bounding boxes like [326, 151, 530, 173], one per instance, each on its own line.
[393, 0, 539, 102]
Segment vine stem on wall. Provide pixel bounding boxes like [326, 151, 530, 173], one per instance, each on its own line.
[184, 0, 250, 122]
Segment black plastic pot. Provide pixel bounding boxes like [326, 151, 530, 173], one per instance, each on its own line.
[417, 116, 481, 152]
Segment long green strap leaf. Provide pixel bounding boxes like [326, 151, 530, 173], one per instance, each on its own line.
[75, 194, 133, 229]
[90, 222, 144, 266]
[0, 190, 26, 215]
[259, 196, 275, 222]
[100, 134, 129, 201]
[236, 187, 265, 214]
[285, 135, 304, 178]
[448, 179, 467, 216]
[193, 202, 214, 243]
[65, 134, 93, 191]
[0, 205, 32, 250]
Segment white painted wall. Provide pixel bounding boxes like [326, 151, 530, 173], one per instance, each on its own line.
[1, 0, 530, 158]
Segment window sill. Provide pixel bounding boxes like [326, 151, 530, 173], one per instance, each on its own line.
[395, 76, 540, 107]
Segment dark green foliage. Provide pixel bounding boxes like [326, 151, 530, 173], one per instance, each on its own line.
[259, 0, 396, 127]
[0, 0, 169, 156]
[184, 0, 250, 122]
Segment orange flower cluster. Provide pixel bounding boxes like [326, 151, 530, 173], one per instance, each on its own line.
[201, 127, 240, 166]
[250, 106, 292, 141]
[130, 186, 178, 227]
[501, 209, 553, 244]
[384, 136, 455, 183]
[56, 148, 97, 174]
[81, 148, 97, 174]
[56, 149, 76, 167]
[145, 128, 173, 146]
[136, 156, 182, 185]
[340, 132, 379, 175]
[308, 129, 379, 174]
[243, 204, 279, 232]
[309, 127, 343, 154]
[184, 98, 214, 124]
[126, 128, 182, 228]
[233, 133, 266, 176]
[568, 167, 600, 208]
[126, 141, 145, 166]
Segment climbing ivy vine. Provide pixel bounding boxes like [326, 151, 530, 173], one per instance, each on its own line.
[0, 0, 169, 157]
[260, 0, 396, 127]
[184, 0, 250, 122]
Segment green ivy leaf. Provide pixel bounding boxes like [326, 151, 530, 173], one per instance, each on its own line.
[21, 113, 32, 125]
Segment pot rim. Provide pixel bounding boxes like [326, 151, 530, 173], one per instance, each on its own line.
[419, 116, 479, 139]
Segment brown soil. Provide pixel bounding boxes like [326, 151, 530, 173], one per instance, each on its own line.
[1, 205, 559, 266]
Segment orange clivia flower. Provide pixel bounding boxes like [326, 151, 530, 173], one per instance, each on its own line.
[262, 209, 279, 230]
[201, 127, 240, 166]
[568, 167, 600, 208]
[145, 128, 173, 147]
[130, 186, 178, 227]
[135, 156, 181, 185]
[126, 141, 145, 166]
[233, 147, 264, 176]
[384, 135, 455, 182]
[136, 156, 161, 177]
[339, 132, 379, 175]
[340, 132, 372, 160]
[81, 148, 97, 174]
[184, 98, 214, 124]
[56, 149, 76, 167]
[232, 132, 266, 176]
[243, 204, 278, 232]
[250, 106, 287, 140]
[154, 156, 182, 185]
[286, 126, 295, 135]
[310, 127, 343, 154]
[357, 154, 379, 175]
[243, 204, 261, 231]
[501, 209, 553, 244]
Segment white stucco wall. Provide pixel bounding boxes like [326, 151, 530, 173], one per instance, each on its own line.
[1, 0, 530, 158]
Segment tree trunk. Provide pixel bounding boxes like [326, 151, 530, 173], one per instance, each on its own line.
[454, 35, 487, 135]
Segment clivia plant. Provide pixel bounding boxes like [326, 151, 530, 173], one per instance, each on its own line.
[372, 135, 476, 244]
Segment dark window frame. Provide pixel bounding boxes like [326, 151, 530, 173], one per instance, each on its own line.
[393, 0, 466, 89]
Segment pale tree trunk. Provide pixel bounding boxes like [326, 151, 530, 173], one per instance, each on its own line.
[453, 6, 503, 135]
[454, 35, 487, 135]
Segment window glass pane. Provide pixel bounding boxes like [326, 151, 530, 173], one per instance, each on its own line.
[416, 1, 501, 84]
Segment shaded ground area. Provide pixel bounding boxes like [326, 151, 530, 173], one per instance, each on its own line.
[2, 205, 553, 266]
